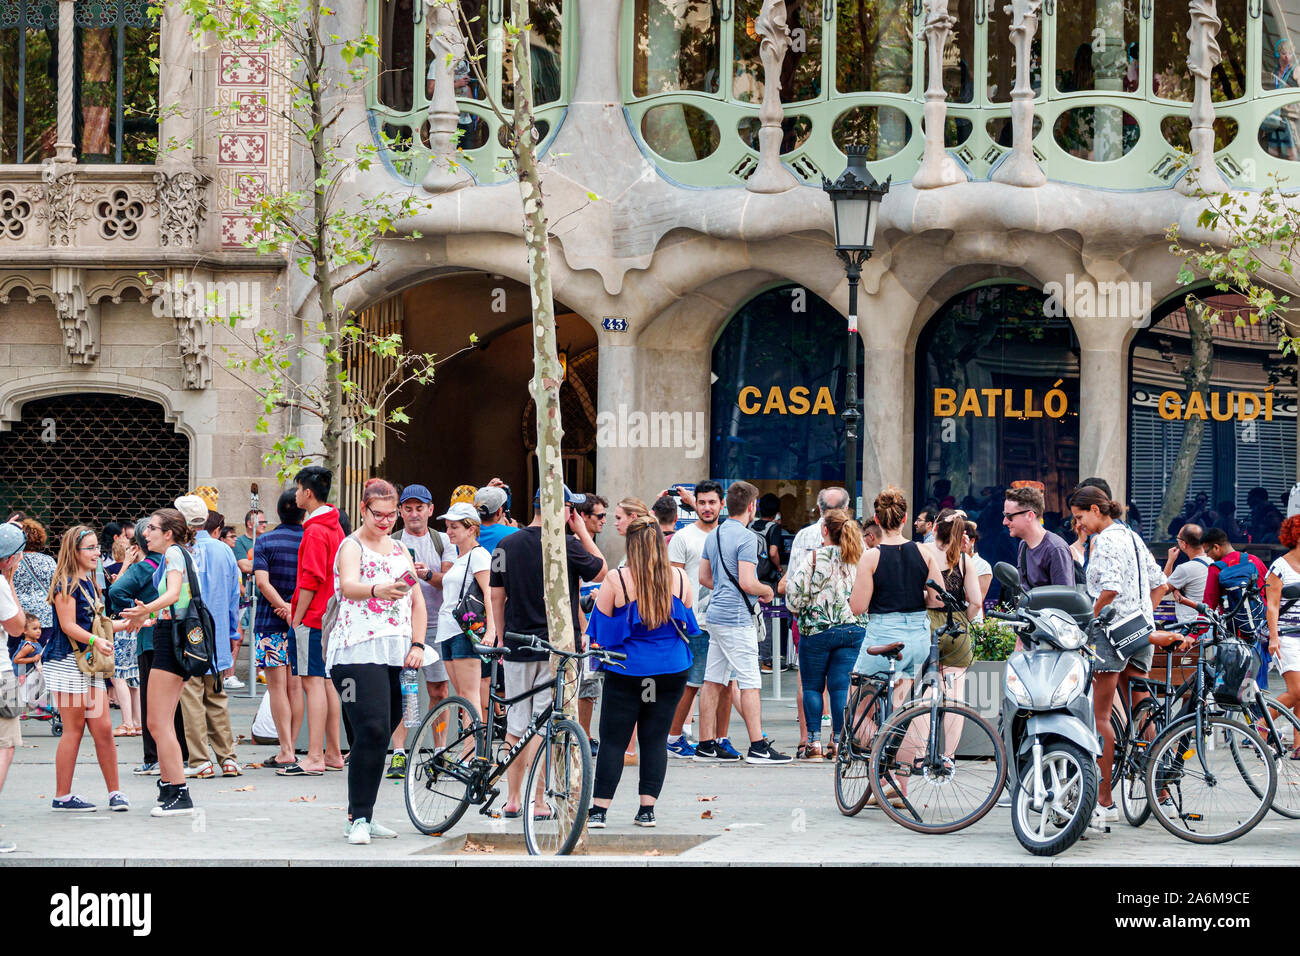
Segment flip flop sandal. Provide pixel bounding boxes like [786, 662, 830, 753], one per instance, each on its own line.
[276, 763, 322, 776]
[263, 754, 295, 770]
[323, 764, 344, 772]
[499, 807, 523, 819]
[113, 726, 131, 737]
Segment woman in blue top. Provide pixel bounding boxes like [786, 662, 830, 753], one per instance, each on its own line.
[585, 514, 697, 829]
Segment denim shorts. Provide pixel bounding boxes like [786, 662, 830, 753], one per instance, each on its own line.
[440, 632, 479, 661]
[853, 612, 931, 679]
[686, 630, 710, 688]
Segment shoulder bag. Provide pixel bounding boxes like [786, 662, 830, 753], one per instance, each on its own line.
[1106, 530, 1156, 661]
[73, 582, 116, 677]
[452, 547, 489, 640]
[711, 525, 765, 642]
[0, 666, 19, 718]
[172, 548, 219, 680]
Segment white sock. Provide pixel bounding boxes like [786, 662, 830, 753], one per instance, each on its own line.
[56, 793, 72, 801]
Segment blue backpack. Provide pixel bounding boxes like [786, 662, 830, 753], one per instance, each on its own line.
[1213, 554, 1267, 638]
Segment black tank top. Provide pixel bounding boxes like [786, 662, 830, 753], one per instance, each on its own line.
[869, 542, 929, 614]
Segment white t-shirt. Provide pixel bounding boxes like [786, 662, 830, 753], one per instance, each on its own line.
[970, 553, 992, 581]
[1166, 554, 1212, 623]
[399, 529, 451, 632]
[437, 545, 491, 641]
[668, 522, 711, 626]
[0, 576, 17, 674]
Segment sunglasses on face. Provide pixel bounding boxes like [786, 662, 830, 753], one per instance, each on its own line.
[591, 512, 607, 520]
[1002, 509, 1032, 520]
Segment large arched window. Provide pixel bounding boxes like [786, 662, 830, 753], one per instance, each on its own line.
[370, 0, 572, 184]
[710, 284, 863, 529]
[1129, 291, 1297, 547]
[915, 283, 1080, 566]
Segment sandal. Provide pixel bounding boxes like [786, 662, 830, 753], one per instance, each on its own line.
[113, 725, 131, 737]
[795, 744, 810, 760]
[806, 742, 824, 761]
[276, 763, 322, 776]
[824, 744, 837, 761]
[221, 759, 242, 777]
[1290, 746, 1300, 761]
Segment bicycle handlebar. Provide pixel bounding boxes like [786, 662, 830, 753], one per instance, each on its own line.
[506, 632, 629, 662]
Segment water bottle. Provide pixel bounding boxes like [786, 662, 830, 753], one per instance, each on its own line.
[400, 669, 420, 727]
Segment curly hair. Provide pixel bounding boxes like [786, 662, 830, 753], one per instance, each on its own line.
[1280, 514, 1300, 550]
[19, 518, 47, 553]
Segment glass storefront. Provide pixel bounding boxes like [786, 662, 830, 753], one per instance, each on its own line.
[710, 285, 863, 530]
[916, 284, 1081, 569]
[1129, 292, 1298, 547]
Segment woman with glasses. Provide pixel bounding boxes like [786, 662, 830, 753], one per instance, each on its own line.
[119, 509, 199, 816]
[329, 478, 428, 844]
[433, 500, 495, 723]
[41, 526, 131, 812]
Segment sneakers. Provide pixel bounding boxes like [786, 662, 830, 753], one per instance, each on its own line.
[347, 818, 372, 845]
[223, 676, 246, 690]
[666, 735, 696, 759]
[51, 795, 96, 812]
[745, 739, 793, 764]
[133, 762, 159, 776]
[150, 784, 194, 817]
[633, 806, 656, 827]
[385, 752, 407, 779]
[108, 792, 130, 812]
[694, 740, 741, 763]
[716, 738, 742, 760]
[1098, 803, 1119, 823]
[186, 761, 215, 779]
[586, 806, 607, 829]
[352, 819, 398, 839]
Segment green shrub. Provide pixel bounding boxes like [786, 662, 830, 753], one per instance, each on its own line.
[969, 618, 1017, 662]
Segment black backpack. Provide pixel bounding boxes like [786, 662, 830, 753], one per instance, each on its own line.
[173, 547, 219, 680]
[749, 519, 779, 584]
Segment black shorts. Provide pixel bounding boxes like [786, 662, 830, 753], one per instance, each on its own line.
[149, 621, 188, 678]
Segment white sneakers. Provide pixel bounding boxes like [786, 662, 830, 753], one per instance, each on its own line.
[347, 819, 371, 845]
[223, 677, 246, 690]
[345, 819, 397, 840]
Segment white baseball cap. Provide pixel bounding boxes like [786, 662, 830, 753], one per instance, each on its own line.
[437, 502, 480, 525]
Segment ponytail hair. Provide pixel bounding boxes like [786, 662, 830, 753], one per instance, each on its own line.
[624, 515, 672, 629]
[151, 508, 194, 549]
[822, 508, 863, 567]
[933, 509, 965, 571]
[1070, 485, 1122, 520]
[874, 486, 908, 531]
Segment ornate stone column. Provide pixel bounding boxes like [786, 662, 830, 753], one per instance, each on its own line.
[53, 0, 76, 162]
[747, 1, 799, 194]
[422, 0, 473, 192]
[51, 267, 100, 364]
[990, 0, 1046, 187]
[1178, 0, 1229, 194]
[913, 0, 965, 189]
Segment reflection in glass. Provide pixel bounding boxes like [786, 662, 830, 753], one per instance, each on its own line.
[986, 0, 1041, 103]
[738, 114, 813, 153]
[918, 285, 1080, 571]
[378, 0, 414, 110]
[1129, 293, 1298, 544]
[420, 114, 490, 151]
[633, 0, 721, 97]
[1053, 106, 1139, 160]
[835, 0, 913, 96]
[831, 105, 912, 160]
[641, 103, 720, 161]
[502, 0, 564, 109]
[942, 0, 975, 103]
[498, 118, 551, 148]
[1152, 0, 1245, 103]
[1262, 0, 1300, 91]
[1259, 103, 1300, 160]
[733, 0, 822, 104]
[1054, 0, 1139, 94]
[986, 114, 1041, 147]
[1160, 114, 1237, 151]
[945, 116, 972, 147]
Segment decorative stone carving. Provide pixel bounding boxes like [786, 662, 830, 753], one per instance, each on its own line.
[92, 186, 151, 240]
[746, 0, 799, 194]
[990, 0, 1046, 187]
[38, 164, 85, 247]
[1178, 0, 1228, 193]
[0, 186, 36, 239]
[153, 170, 209, 247]
[913, 0, 965, 189]
[153, 269, 213, 389]
[421, 0, 473, 193]
[50, 267, 99, 364]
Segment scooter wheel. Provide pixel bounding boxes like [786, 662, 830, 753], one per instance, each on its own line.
[1011, 740, 1098, 856]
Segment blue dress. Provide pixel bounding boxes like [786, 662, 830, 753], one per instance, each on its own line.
[586, 596, 699, 678]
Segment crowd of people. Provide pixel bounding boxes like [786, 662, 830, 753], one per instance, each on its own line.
[2, 465, 1299, 852]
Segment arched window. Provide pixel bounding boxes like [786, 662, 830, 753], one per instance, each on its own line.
[1128, 291, 1297, 546]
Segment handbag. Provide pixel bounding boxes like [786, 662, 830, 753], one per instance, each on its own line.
[1105, 530, 1156, 661]
[73, 583, 116, 677]
[452, 548, 488, 640]
[0, 671, 19, 718]
[172, 548, 218, 680]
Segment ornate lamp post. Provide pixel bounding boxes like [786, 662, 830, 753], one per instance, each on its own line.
[822, 147, 889, 503]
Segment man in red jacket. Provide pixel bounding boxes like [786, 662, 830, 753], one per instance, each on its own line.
[282, 466, 345, 777]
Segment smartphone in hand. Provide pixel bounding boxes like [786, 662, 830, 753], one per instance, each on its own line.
[398, 570, 418, 590]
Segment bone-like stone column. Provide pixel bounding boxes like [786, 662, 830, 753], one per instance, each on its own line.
[913, 0, 965, 189]
[1177, 0, 1229, 194]
[422, 0, 473, 192]
[990, 0, 1046, 187]
[747, 1, 799, 194]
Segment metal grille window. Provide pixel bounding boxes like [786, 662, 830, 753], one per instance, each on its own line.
[0, 393, 190, 540]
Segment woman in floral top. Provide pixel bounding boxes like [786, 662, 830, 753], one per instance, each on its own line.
[786, 508, 866, 760]
[10, 519, 56, 649]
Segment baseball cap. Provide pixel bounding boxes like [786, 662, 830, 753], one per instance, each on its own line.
[174, 495, 209, 527]
[449, 484, 477, 506]
[191, 485, 219, 511]
[475, 486, 508, 516]
[0, 521, 24, 560]
[533, 484, 587, 506]
[400, 483, 432, 504]
[437, 502, 480, 525]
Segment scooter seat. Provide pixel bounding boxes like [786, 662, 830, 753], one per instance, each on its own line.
[865, 641, 905, 659]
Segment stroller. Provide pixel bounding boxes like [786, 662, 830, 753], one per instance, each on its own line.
[17, 665, 62, 736]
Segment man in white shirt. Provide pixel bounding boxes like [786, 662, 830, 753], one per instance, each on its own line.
[386, 484, 453, 779]
[1153, 523, 1211, 623]
[786, 486, 850, 582]
[0, 522, 33, 853]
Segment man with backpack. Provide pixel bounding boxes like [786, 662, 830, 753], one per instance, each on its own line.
[751, 494, 787, 673]
[1203, 528, 1270, 685]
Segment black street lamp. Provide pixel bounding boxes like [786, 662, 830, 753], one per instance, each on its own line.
[822, 147, 889, 507]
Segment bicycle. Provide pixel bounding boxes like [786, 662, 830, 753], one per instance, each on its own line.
[403, 633, 626, 855]
[1143, 601, 1277, 845]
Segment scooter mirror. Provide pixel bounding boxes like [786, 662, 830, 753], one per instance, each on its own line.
[993, 561, 1021, 591]
[1097, 605, 1117, 626]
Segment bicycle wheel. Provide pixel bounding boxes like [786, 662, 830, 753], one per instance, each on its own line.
[868, 700, 1006, 834]
[834, 681, 879, 816]
[1118, 697, 1164, 828]
[1145, 716, 1276, 844]
[1226, 692, 1300, 819]
[523, 717, 593, 856]
[405, 695, 480, 836]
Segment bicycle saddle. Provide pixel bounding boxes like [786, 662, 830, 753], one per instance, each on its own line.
[865, 641, 905, 658]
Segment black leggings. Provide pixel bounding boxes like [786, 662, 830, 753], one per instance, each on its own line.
[594, 669, 689, 802]
[137, 648, 188, 765]
[330, 663, 401, 822]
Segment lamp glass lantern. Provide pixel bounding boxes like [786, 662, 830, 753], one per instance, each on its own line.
[822, 147, 890, 253]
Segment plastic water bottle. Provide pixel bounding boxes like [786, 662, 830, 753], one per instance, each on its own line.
[400, 669, 420, 727]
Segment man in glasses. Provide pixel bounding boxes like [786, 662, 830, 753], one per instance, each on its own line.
[1004, 486, 1075, 590]
[576, 495, 610, 541]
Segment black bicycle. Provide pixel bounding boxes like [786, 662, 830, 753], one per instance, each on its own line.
[403, 633, 625, 855]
